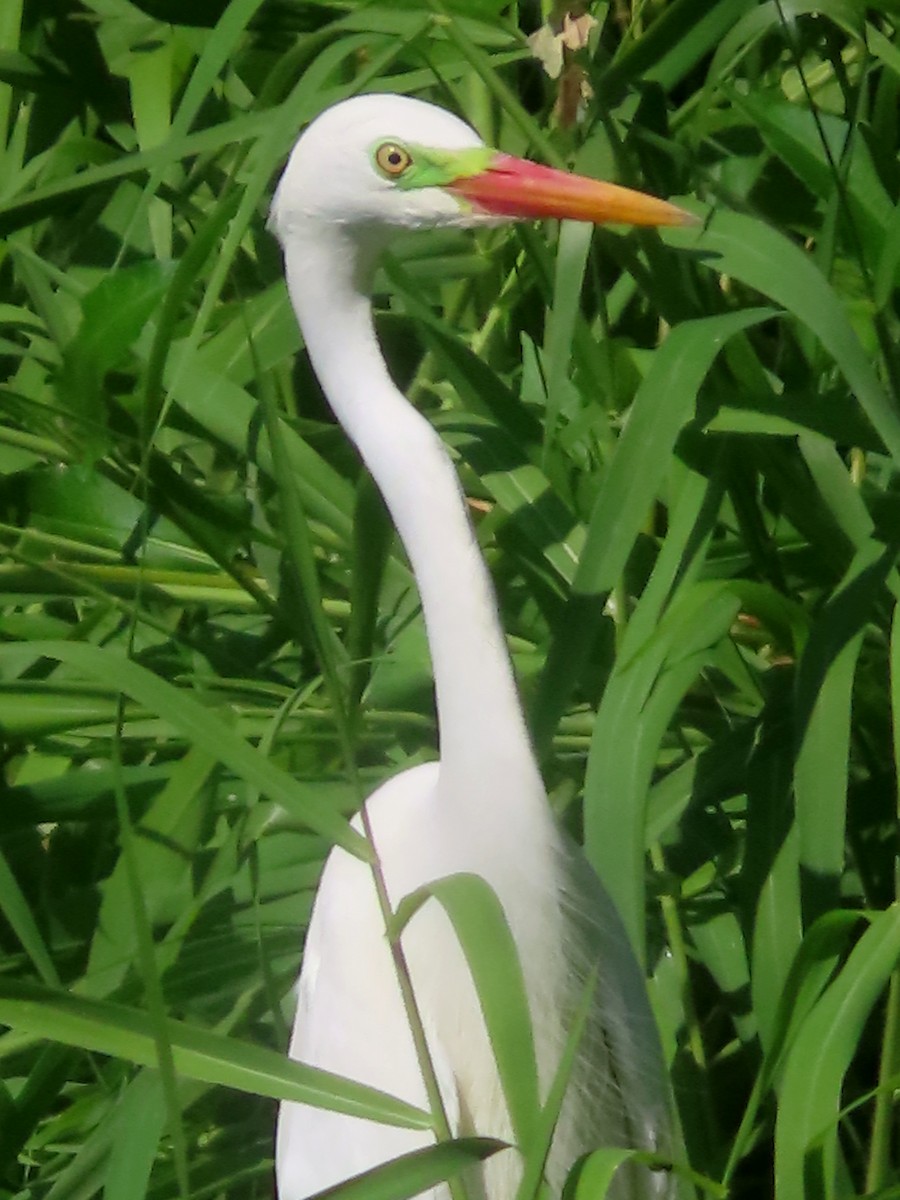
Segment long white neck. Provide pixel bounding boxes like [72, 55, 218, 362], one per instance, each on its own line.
[282, 225, 540, 786]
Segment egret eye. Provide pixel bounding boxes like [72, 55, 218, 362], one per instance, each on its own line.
[375, 142, 412, 177]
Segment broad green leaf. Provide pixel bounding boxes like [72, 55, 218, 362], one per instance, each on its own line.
[601, 0, 758, 99]
[306, 1138, 505, 1200]
[586, 581, 740, 959]
[724, 911, 861, 1180]
[571, 1146, 645, 1198]
[103, 1072, 166, 1200]
[0, 845, 60, 987]
[775, 907, 900, 1200]
[165, 353, 356, 547]
[56, 262, 174, 459]
[533, 313, 769, 746]
[795, 630, 864, 925]
[86, 746, 215, 995]
[394, 873, 540, 1150]
[730, 92, 893, 274]
[543, 220, 593, 461]
[575, 309, 777, 598]
[0, 641, 367, 858]
[0, 979, 429, 1129]
[0, 112, 273, 236]
[665, 211, 900, 467]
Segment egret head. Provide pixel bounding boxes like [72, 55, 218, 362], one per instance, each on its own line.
[270, 94, 494, 238]
[270, 93, 694, 244]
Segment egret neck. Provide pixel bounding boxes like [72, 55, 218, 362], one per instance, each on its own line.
[282, 223, 539, 789]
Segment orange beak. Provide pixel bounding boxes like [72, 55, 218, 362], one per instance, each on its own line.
[449, 153, 694, 227]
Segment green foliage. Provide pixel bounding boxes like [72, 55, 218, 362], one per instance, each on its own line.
[1, 1, 899, 1198]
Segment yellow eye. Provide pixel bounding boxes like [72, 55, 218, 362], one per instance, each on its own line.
[375, 142, 412, 176]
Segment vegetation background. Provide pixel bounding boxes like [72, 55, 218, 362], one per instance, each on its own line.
[1, 0, 899, 1197]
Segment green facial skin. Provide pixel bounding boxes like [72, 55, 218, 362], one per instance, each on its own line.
[370, 141, 496, 189]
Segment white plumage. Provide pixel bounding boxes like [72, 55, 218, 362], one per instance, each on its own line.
[271, 94, 680, 1200]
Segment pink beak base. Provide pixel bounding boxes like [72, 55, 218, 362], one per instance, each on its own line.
[449, 153, 695, 227]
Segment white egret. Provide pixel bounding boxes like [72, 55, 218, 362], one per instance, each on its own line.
[270, 93, 690, 1199]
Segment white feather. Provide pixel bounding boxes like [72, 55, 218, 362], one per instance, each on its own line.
[272, 94, 676, 1200]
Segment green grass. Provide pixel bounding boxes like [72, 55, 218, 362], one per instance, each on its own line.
[1, 0, 900, 1197]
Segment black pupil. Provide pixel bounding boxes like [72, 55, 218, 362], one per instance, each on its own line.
[388, 150, 402, 165]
